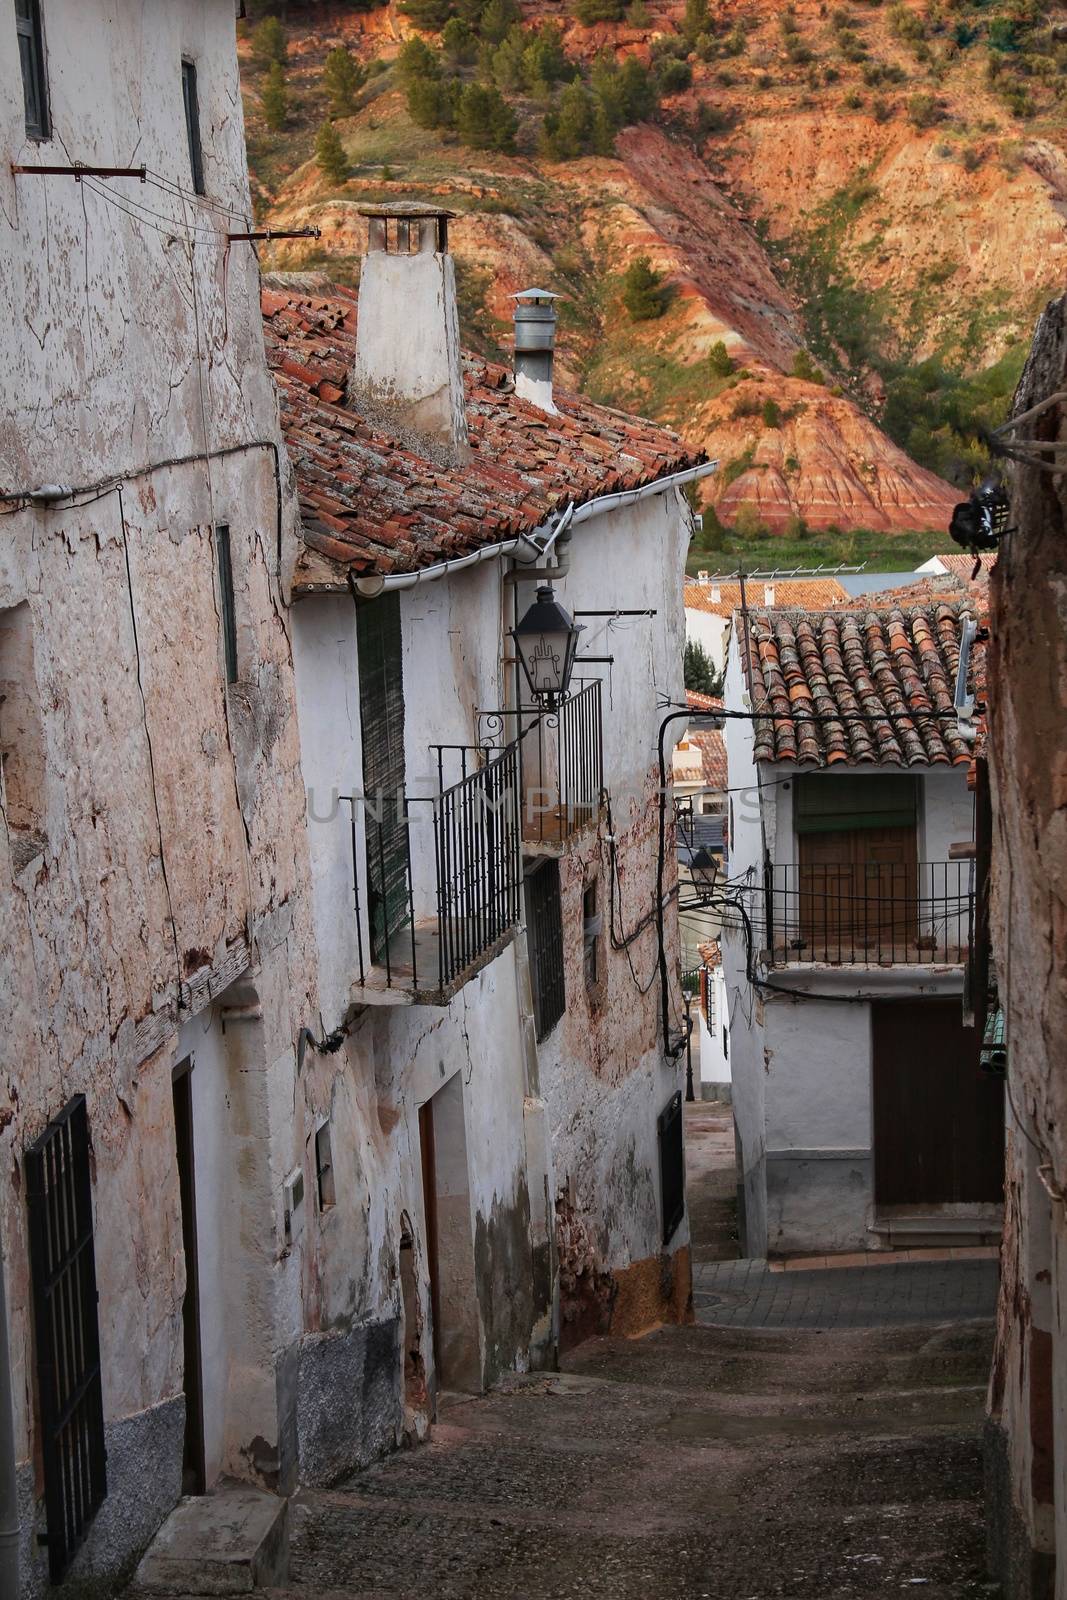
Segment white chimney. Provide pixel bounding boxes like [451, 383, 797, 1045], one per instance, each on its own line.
[764, 584, 775, 606]
[697, 570, 710, 584]
[512, 288, 559, 414]
[351, 202, 469, 461]
[711, 584, 721, 603]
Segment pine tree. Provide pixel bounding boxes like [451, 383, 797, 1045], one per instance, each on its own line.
[261, 62, 289, 131]
[455, 82, 517, 151]
[397, 36, 441, 85]
[406, 76, 455, 129]
[323, 46, 365, 117]
[622, 256, 669, 321]
[541, 80, 595, 160]
[398, 0, 453, 29]
[684, 640, 723, 698]
[682, 0, 709, 44]
[709, 341, 735, 377]
[253, 15, 288, 67]
[573, 0, 625, 21]
[315, 120, 349, 183]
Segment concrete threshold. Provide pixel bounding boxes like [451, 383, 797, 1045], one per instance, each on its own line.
[133, 1484, 289, 1595]
[768, 1245, 1000, 1272]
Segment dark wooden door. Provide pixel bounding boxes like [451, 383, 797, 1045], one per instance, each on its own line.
[173, 1062, 206, 1495]
[799, 825, 918, 959]
[872, 999, 1004, 1206]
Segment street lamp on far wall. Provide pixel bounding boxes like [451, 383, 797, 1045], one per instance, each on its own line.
[512, 583, 583, 710]
[681, 981, 697, 1104]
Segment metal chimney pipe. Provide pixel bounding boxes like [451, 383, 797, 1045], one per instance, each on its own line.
[512, 289, 559, 413]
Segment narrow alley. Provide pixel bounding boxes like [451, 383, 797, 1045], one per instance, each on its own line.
[131, 1109, 1000, 1600]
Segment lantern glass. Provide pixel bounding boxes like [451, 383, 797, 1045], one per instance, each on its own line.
[512, 584, 583, 705]
[690, 849, 718, 897]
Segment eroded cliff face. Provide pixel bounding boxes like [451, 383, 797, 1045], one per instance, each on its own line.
[241, 0, 1066, 537]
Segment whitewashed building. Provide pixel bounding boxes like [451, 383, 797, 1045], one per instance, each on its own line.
[264, 209, 707, 1380]
[0, 2, 334, 1593]
[722, 597, 1003, 1258]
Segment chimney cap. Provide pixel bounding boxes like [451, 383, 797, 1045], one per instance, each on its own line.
[511, 287, 561, 301]
[355, 200, 456, 220]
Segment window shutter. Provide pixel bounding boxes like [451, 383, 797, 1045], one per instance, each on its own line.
[356, 595, 410, 961]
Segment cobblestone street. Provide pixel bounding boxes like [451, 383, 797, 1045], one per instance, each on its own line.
[131, 1106, 1001, 1599]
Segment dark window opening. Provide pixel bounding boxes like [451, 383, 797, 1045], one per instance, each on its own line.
[0, 599, 47, 869]
[583, 880, 600, 991]
[182, 58, 205, 195]
[658, 1091, 685, 1246]
[25, 1096, 107, 1582]
[214, 524, 238, 684]
[526, 859, 565, 1041]
[15, 0, 49, 140]
[315, 1122, 336, 1210]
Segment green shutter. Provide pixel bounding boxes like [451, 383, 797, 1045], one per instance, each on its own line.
[356, 595, 410, 961]
[795, 774, 918, 835]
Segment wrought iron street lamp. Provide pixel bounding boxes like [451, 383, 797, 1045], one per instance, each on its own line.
[681, 982, 697, 1103]
[512, 583, 583, 709]
[689, 846, 719, 902]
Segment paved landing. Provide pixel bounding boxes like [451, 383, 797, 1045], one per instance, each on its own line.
[694, 1255, 999, 1329]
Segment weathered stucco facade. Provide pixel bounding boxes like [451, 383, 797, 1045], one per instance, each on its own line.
[985, 294, 1067, 1600]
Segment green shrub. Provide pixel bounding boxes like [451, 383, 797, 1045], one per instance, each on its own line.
[684, 639, 722, 696]
[907, 91, 943, 128]
[733, 502, 771, 539]
[622, 256, 670, 320]
[657, 57, 693, 93]
[398, 0, 452, 27]
[761, 398, 783, 428]
[791, 349, 826, 385]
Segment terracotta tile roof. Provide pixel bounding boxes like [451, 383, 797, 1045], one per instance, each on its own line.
[847, 573, 984, 608]
[685, 578, 851, 616]
[747, 600, 980, 768]
[260, 285, 704, 587]
[698, 939, 722, 969]
[926, 552, 996, 581]
[690, 727, 727, 792]
[686, 689, 723, 712]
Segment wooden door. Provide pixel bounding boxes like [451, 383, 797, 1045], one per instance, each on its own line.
[799, 825, 918, 960]
[872, 999, 1004, 1206]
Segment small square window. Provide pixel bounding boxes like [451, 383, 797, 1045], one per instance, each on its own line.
[182, 58, 205, 196]
[15, 0, 50, 140]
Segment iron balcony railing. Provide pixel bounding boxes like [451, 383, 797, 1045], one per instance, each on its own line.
[480, 679, 604, 851]
[346, 741, 523, 1000]
[765, 860, 973, 967]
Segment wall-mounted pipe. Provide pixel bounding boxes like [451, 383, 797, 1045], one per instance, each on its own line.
[349, 460, 718, 598]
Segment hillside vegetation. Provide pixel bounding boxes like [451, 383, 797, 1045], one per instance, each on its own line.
[238, 0, 1067, 563]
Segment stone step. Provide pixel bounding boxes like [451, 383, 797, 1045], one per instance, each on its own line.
[134, 1485, 289, 1596]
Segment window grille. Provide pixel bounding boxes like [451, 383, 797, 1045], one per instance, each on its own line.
[25, 1096, 107, 1583]
[583, 881, 599, 990]
[15, 0, 49, 139]
[526, 859, 565, 1041]
[181, 59, 205, 195]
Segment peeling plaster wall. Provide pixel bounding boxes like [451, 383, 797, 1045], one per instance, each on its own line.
[986, 294, 1067, 1600]
[530, 492, 692, 1337]
[0, 6, 320, 1591]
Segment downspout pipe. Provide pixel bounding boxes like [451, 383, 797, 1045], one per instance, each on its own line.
[0, 1234, 20, 1597]
[350, 459, 718, 598]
